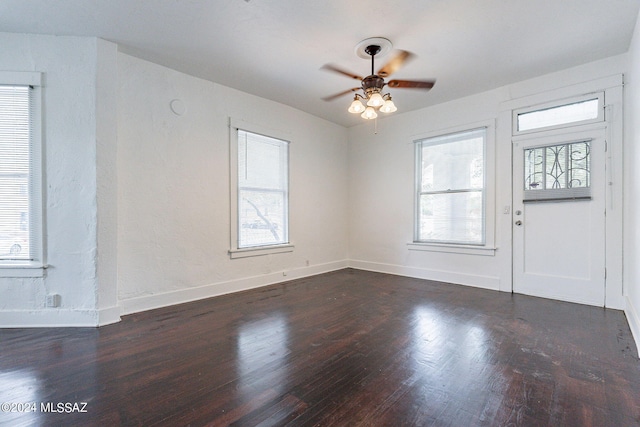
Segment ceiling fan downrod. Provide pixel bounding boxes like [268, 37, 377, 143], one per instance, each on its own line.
[364, 44, 381, 76]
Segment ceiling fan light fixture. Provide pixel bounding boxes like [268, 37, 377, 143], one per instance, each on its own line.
[348, 97, 365, 114]
[321, 38, 434, 124]
[379, 97, 397, 113]
[361, 106, 378, 120]
[366, 92, 385, 107]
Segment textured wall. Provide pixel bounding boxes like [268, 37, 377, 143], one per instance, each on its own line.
[0, 33, 102, 325]
[116, 53, 349, 312]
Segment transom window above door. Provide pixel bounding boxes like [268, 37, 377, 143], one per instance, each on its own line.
[514, 93, 603, 134]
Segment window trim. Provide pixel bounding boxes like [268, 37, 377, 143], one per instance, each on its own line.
[228, 118, 293, 258]
[407, 242, 496, 256]
[0, 71, 45, 277]
[410, 120, 496, 255]
[513, 92, 604, 135]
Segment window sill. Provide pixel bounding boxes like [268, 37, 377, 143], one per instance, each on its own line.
[229, 244, 294, 259]
[0, 263, 47, 278]
[407, 242, 496, 256]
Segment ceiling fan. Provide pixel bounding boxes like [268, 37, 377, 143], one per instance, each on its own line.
[322, 37, 436, 120]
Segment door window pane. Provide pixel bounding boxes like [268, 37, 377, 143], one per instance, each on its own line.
[524, 141, 590, 202]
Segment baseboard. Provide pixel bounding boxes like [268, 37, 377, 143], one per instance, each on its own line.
[348, 259, 501, 291]
[119, 260, 349, 316]
[0, 309, 101, 328]
[625, 296, 640, 353]
[98, 305, 121, 327]
[5, 257, 502, 328]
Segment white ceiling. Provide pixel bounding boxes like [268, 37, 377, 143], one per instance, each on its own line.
[1, 0, 638, 127]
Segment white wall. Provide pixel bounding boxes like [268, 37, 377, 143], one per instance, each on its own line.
[1, 30, 635, 337]
[624, 9, 640, 347]
[348, 90, 507, 290]
[116, 54, 349, 314]
[0, 33, 118, 326]
[348, 55, 627, 306]
[95, 39, 120, 325]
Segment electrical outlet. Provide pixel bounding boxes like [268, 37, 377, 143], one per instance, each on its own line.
[46, 294, 61, 308]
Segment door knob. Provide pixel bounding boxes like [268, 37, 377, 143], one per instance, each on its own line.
[515, 220, 522, 226]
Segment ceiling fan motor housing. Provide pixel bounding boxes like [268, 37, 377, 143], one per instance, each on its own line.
[362, 75, 385, 95]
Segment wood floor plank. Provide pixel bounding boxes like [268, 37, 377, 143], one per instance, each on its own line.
[1, 269, 639, 426]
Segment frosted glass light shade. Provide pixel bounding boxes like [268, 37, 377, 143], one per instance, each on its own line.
[348, 99, 365, 113]
[366, 92, 385, 107]
[361, 106, 378, 120]
[379, 99, 397, 113]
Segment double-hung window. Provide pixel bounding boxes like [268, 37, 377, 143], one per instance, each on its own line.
[414, 127, 486, 246]
[229, 120, 291, 258]
[0, 72, 44, 274]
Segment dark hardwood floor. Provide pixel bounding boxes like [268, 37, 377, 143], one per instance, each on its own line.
[1, 269, 639, 426]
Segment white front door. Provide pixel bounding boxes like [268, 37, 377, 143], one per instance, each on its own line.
[512, 127, 606, 306]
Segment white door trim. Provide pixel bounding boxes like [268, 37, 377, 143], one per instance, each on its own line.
[507, 82, 624, 309]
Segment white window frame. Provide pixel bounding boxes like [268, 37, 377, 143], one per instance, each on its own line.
[228, 118, 293, 259]
[0, 71, 45, 277]
[513, 92, 604, 135]
[408, 120, 496, 256]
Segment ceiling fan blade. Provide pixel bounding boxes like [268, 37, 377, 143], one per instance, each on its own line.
[377, 50, 414, 78]
[321, 64, 363, 81]
[387, 79, 436, 89]
[322, 87, 361, 101]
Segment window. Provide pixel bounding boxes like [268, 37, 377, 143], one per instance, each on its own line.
[415, 128, 486, 245]
[0, 73, 43, 273]
[523, 140, 591, 202]
[514, 93, 603, 134]
[229, 120, 291, 258]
